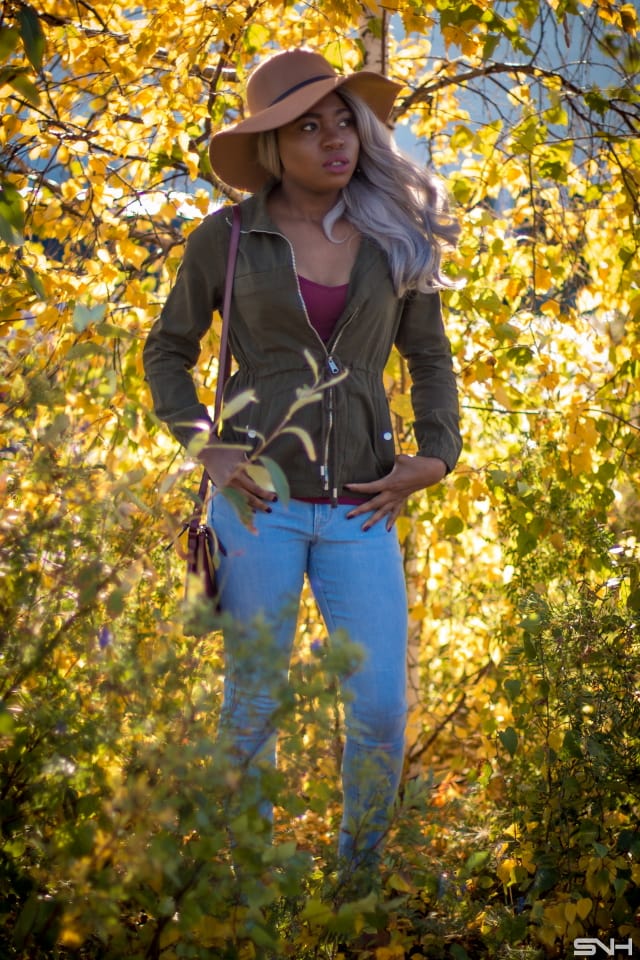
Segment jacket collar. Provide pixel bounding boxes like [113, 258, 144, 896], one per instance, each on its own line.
[235, 187, 392, 303]
[236, 185, 284, 234]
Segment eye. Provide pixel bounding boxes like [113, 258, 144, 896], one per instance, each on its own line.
[300, 120, 317, 132]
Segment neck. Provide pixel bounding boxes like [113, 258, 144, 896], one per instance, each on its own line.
[274, 182, 341, 223]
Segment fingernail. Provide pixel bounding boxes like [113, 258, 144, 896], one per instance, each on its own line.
[266, 507, 272, 514]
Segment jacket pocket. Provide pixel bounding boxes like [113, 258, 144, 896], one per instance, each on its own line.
[221, 373, 323, 472]
[340, 381, 396, 484]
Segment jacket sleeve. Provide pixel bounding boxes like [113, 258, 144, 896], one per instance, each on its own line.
[142, 212, 229, 449]
[394, 289, 462, 473]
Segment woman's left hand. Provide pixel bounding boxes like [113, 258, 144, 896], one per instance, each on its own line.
[345, 454, 447, 531]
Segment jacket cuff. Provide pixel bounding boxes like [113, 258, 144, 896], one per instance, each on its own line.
[414, 416, 462, 475]
[165, 404, 215, 450]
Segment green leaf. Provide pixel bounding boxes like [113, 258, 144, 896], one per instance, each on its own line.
[18, 5, 45, 70]
[287, 387, 324, 417]
[220, 388, 257, 421]
[65, 342, 110, 360]
[300, 896, 333, 925]
[243, 22, 270, 53]
[482, 34, 500, 59]
[450, 125, 474, 150]
[515, 0, 540, 29]
[450, 945, 471, 960]
[0, 27, 20, 62]
[95, 321, 133, 339]
[302, 349, 317, 379]
[244, 463, 274, 491]
[499, 726, 518, 757]
[8, 69, 41, 105]
[258, 455, 290, 506]
[464, 849, 491, 874]
[441, 4, 484, 28]
[488, 469, 508, 487]
[443, 515, 465, 536]
[220, 486, 255, 527]
[0, 180, 25, 233]
[523, 633, 537, 660]
[281, 425, 317, 461]
[106, 587, 126, 617]
[451, 175, 474, 204]
[73, 302, 106, 332]
[504, 678, 522, 700]
[585, 89, 609, 116]
[22, 264, 46, 300]
[627, 588, 640, 612]
[563, 729, 583, 759]
[0, 706, 14, 736]
[0, 211, 21, 245]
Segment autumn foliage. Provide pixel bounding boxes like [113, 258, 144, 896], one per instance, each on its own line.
[1, 0, 639, 957]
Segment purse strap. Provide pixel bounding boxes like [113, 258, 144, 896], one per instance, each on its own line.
[194, 204, 241, 517]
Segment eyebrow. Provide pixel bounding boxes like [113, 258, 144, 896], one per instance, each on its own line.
[298, 106, 353, 120]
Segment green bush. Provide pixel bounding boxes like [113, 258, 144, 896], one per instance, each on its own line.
[489, 451, 640, 953]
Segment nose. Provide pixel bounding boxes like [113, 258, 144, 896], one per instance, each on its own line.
[322, 125, 344, 148]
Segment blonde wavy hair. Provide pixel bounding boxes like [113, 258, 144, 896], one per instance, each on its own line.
[256, 87, 460, 296]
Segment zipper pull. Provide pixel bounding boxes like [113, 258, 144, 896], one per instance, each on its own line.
[327, 354, 341, 376]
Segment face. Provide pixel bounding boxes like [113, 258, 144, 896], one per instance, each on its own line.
[275, 91, 360, 195]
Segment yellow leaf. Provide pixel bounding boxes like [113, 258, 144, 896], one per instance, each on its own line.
[245, 463, 274, 490]
[564, 902, 577, 924]
[387, 872, 413, 893]
[497, 858, 517, 884]
[220, 389, 257, 421]
[395, 515, 411, 543]
[59, 925, 85, 948]
[390, 392, 413, 419]
[576, 897, 592, 920]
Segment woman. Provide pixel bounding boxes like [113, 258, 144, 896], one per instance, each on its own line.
[143, 48, 462, 873]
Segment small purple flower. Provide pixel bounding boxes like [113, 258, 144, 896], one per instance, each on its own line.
[98, 626, 113, 649]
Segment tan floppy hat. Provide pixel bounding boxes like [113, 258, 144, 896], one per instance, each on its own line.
[209, 48, 401, 192]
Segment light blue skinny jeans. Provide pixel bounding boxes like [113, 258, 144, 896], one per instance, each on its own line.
[208, 494, 408, 866]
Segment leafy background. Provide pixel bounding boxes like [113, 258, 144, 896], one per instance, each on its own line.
[1, 0, 639, 957]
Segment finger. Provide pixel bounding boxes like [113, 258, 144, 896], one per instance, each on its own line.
[231, 472, 277, 502]
[385, 504, 403, 532]
[347, 491, 394, 519]
[240, 489, 275, 514]
[364, 497, 406, 531]
[345, 479, 386, 494]
[361, 503, 396, 531]
[346, 501, 371, 519]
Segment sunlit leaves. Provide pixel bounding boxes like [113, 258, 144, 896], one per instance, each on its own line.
[0, 0, 639, 956]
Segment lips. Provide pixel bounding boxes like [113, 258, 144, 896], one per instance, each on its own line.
[323, 155, 350, 169]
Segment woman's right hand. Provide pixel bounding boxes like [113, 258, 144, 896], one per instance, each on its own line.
[199, 442, 277, 513]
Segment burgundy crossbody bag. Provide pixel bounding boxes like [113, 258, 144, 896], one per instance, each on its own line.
[184, 204, 241, 629]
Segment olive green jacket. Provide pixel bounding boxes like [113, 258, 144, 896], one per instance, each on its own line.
[143, 189, 462, 502]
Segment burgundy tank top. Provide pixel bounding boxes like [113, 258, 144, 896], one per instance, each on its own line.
[298, 275, 349, 343]
[297, 275, 365, 505]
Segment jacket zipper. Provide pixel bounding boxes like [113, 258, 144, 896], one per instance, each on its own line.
[251, 226, 358, 504]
